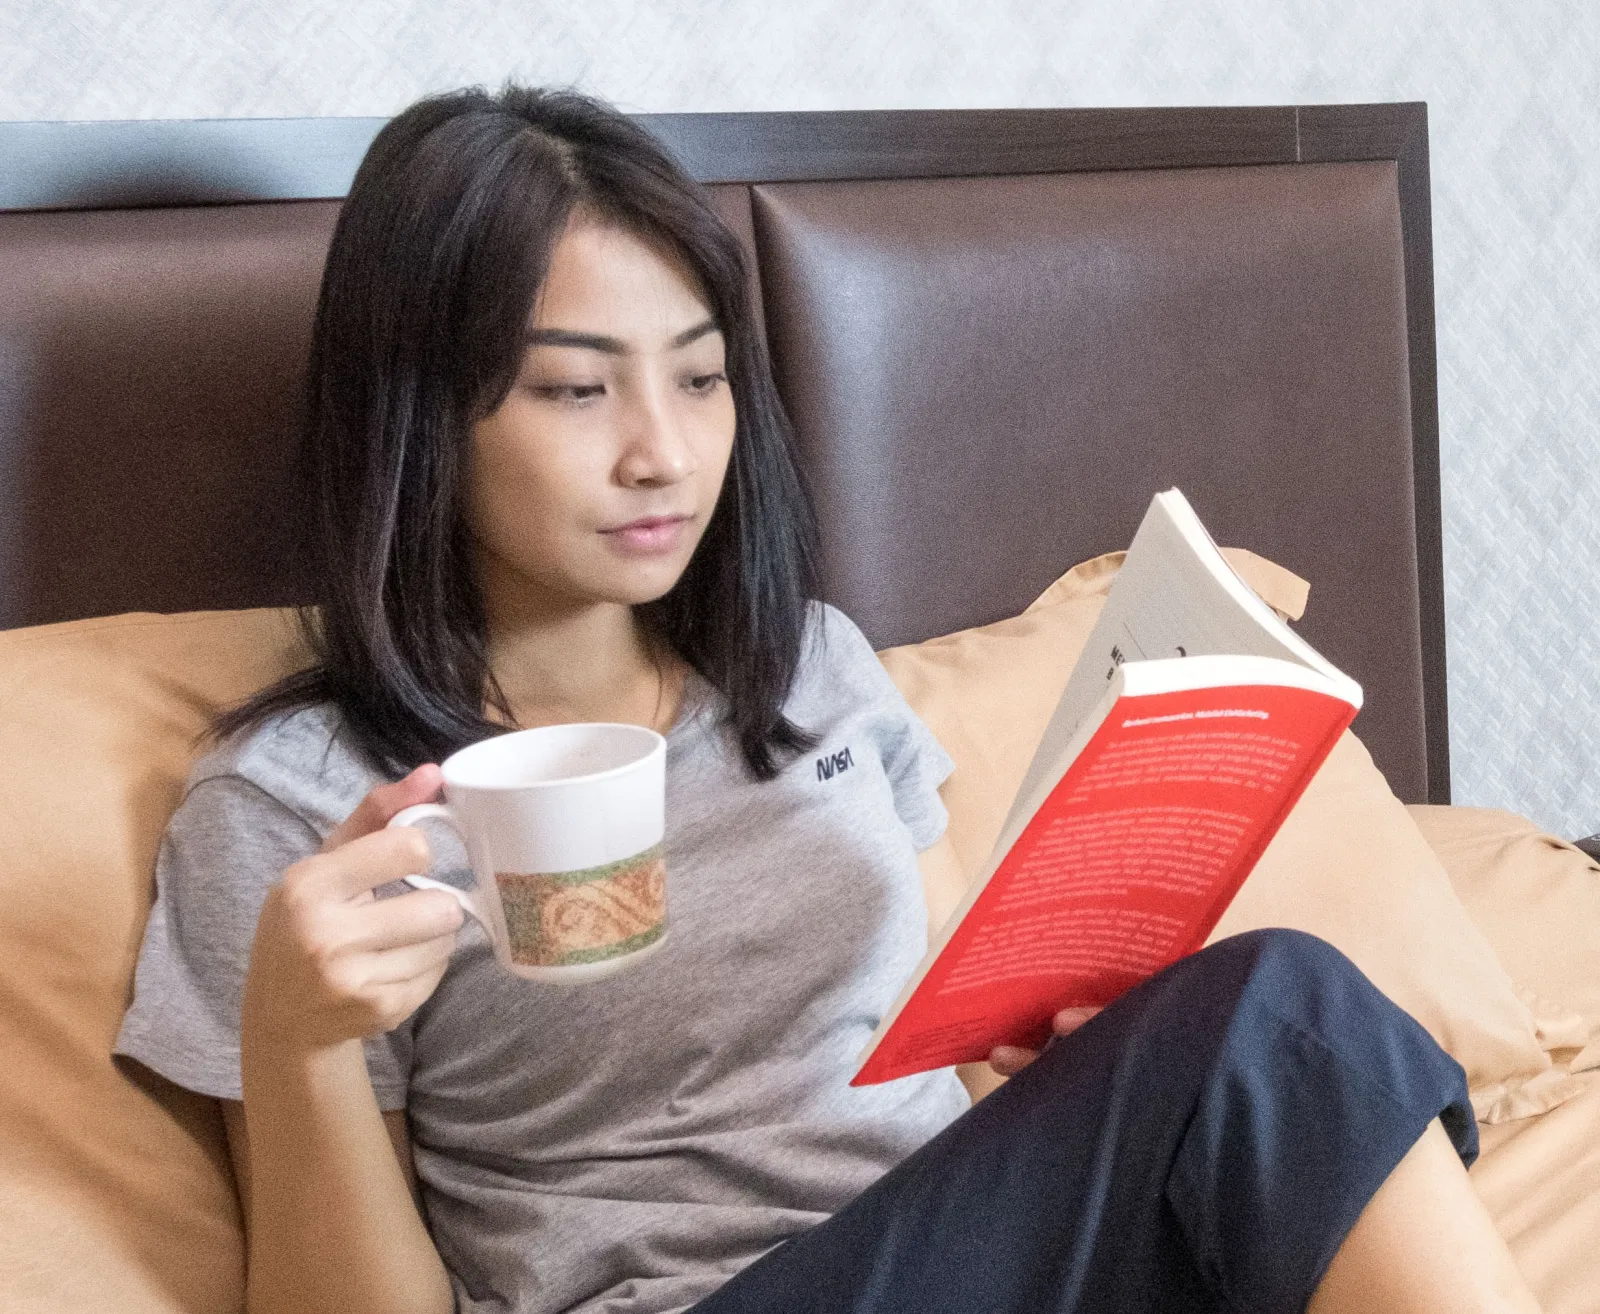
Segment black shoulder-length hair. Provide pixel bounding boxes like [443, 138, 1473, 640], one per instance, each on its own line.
[220, 85, 819, 780]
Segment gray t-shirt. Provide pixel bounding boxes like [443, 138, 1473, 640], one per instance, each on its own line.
[115, 604, 967, 1314]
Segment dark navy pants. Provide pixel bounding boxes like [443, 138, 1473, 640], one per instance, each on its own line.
[690, 929, 1477, 1314]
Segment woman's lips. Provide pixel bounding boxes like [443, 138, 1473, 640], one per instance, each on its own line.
[599, 515, 692, 555]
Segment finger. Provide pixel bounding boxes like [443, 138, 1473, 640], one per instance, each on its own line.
[290, 826, 436, 904]
[987, 1045, 1038, 1077]
[341, 887, 465, 952]
[325, 765, 445, 852]
[358, 932, 460, 987]
[367, 969, 451, 1035]
[1051, 1005, 1102, 1036]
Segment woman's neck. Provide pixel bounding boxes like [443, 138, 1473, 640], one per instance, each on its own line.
[479, 566, 682, 735]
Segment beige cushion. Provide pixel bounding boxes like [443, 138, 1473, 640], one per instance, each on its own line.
[1407, 805, 1600, 1117]
[1471, 1069, 1600, 1314]
[1402, 807, 1600, 1313]
[879, 552, 1558, 1121]
[0, 609, 307, 1313]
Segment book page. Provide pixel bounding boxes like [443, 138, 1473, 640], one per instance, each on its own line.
[1004, 490, 1359, 837]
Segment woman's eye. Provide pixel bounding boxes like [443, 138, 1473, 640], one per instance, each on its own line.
[685, 371, 727, 395]
[531, 383, 605, 404]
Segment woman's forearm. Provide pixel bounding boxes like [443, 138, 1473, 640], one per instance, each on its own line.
[240, 1037, 453, 1314]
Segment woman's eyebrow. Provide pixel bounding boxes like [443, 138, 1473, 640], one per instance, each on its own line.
[524, 318, 720, 355]
[668, 318, 720, 349]
[525, 327, 626, 353]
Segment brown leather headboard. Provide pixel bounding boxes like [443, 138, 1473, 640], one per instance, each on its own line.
[0, 105, 1447, 803]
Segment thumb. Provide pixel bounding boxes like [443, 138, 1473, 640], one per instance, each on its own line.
[324, 764, 444, 852]
[987, 1044, 1039, 1077]
[1051, 1005, 1102, 1036]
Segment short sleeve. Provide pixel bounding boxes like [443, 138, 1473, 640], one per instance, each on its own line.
[113, 774, 413, 1109]
[811, 604, 956, 852]
[874, 694, 955, 852]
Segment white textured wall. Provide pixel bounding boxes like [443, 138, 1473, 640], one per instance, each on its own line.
[5, 1, 1599, 832]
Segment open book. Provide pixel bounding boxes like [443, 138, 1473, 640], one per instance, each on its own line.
[851, 489, 1362, 1086]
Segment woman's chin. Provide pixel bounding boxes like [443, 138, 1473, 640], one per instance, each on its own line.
[592, 558, 695, 607]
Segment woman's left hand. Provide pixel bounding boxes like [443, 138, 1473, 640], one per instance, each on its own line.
[985, 1006, 1102, 1077]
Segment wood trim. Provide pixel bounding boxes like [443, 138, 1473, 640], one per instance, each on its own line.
[0, 117, 386, 211]
[640, 106, 1298, 182]
[1300, 102, 1449, 803]
[0, 108, 1303, 213]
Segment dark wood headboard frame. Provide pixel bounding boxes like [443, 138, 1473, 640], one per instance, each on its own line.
[0, 104, 1446, 800]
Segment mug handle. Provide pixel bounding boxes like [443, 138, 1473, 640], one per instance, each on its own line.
[387, 803, 488, 928]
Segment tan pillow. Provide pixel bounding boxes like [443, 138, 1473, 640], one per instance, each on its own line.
[1408, 806, 1600, 1113]
[880, 553, 1558, 1121]
[0, 609, 306, 1314]
[1409, 807, 1600, 1309]
[1470, 1070, 1600, 1314]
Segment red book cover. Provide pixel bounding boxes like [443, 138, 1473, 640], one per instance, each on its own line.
[852, 665, 1356, 1086]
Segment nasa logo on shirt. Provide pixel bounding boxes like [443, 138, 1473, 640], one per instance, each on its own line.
[815, 745, 855, 781]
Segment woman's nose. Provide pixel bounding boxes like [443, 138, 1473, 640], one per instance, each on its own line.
[616, 387, 694, 488]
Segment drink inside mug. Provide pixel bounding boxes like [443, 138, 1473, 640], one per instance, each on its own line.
[392, 723, 669, 982]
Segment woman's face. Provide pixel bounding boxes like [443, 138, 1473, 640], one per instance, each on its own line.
[469, 218, 737, 612]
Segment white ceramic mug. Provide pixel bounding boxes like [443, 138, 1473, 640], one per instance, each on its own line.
[388, 722, 668, 983]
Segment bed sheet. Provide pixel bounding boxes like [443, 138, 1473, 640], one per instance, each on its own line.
[1473, 1069, 1600, 1314]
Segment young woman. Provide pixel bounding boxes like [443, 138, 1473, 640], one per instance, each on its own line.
[115, 86, 1540, 1314]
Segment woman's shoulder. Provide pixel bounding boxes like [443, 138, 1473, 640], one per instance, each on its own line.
[788, 601, 953, 839]
[185, 702, 383, 839]
[788, 601, 903, 715]
[799, 600, 877, 669]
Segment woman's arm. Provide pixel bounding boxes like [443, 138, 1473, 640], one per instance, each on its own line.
[234, 768, 461, 1314]
[222, 1103, 419, 1227]
[234, 1042, 449, 1314]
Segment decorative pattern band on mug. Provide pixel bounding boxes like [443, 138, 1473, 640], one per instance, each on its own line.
[496, 843, 667, 967]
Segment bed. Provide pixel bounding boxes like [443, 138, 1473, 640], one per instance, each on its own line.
[0, 103, 1594, 1312]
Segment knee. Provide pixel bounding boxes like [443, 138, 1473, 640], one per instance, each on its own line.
[1174, 928, 1375, 1028]
[1204, 926, 1354, 983]
[1076, 929, 1370, 1061]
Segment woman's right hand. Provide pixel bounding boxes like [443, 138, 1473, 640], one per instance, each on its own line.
[985, 1005, 1103, 1077]
[242, 765, 466, 1055]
